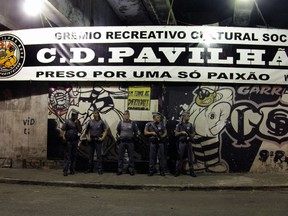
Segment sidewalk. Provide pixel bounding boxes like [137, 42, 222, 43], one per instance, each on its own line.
[1, 168, 288, 191]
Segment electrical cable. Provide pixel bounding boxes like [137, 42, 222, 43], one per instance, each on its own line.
[253, 0, 268, 28]
[166, 0, 176, 25]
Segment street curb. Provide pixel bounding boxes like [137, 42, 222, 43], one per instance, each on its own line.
[1, 178, 288, 191]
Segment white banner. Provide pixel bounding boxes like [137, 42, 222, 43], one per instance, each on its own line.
[1, 26, 288, 83]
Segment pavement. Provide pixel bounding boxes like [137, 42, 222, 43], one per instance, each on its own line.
[1, 168, 288, 191]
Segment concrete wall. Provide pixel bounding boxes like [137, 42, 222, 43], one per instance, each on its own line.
[0, 82, 48, 167]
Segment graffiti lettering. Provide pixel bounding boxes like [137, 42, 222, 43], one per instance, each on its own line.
[23, 117, 35, 135]
[23, 117, 35, 126]
[229, 100, 288, 146]
[266, 110, 288, 136]
[229, 104, 261, 147]
[258, 149, 288, 171]
[237, 86, 283, 95]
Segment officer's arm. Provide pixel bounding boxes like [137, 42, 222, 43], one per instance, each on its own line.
[75, 120, 82, 133]
[116, 121, 121, 136]
[175, 124, 186, 137]
[133, 122, 141, 136]
[175, 129, 183, 137]
[100, 127, 108, 141]
[61, 129, 66, 142]
[162, 129, 168, 138]
[144, 125, 155, 136]
[85, 123, 91, 141]
[61, 123, 66, 141]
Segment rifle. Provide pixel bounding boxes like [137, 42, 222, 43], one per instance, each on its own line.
[179, 123, 195, 142]
[151, 123, 168, 144]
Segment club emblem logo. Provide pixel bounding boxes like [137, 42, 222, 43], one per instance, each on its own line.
[0, 34, 26, 78]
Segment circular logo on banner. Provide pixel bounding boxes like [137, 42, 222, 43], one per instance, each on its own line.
[0, 34, 26, 78]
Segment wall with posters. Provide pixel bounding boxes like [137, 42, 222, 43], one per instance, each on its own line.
[46, 82, 288, 173]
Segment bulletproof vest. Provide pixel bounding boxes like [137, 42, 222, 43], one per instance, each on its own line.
[65, 119, 79, 140]
[88, 119, 104, 137]
[120, 121, 134, 139]
[152, 122, 165, 135]
[178, 122, 193, 141]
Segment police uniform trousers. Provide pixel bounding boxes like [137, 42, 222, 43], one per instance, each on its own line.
[149, 142, 166, 173]
[118, 140, 135, 173]
[88, 139, 103, 171]
[176, 140, 194, 172]
[63, 139, 78, 173]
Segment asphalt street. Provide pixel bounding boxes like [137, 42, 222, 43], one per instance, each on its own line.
[0, 183, 287, 216]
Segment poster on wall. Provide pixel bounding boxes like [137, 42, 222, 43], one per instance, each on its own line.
[128, 86, 151, 110]
[1, 26, 288, 83]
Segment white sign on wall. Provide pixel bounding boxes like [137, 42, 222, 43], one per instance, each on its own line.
[1, 26, 288, 83]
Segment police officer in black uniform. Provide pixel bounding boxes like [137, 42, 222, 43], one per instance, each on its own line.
[174, 111, 197, 177]
[144, 112, 167, 176]
[85, 109, 108, 175]
[61, 109, 82, 176]
[116, 110, 140, 176]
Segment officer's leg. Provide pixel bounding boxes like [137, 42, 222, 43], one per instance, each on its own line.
[117, 141, 125, 174]
[86, 140, 95, 173]
[187, 142, 197, 177]
[127, 141, 135, 175]
[70, 140, 78, 174]
[63, 141, 72, 176]
[148, 142, 156, 176]
[95, 141, 103, 174]
[175, 141, 185, 176]
[158, 143, 166, 176]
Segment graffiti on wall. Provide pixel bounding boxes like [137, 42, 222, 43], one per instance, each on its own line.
[48, 82, 288, 173]
[47, 83, 150, 166]
[23, 117, 35, 135]
[165, 84, 288, 173]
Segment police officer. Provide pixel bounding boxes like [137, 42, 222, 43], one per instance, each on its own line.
[174, 111, 197, 177]
[85, 109, 108, 175]
[61, 109, 82, 176]
[116, 110, 140, 176]
[144, 112, 167, 176]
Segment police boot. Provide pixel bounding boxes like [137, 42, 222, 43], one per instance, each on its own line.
[174, 170, 180, 177]
[84, 168, 93, 174]
[189, 168, 197, 177]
